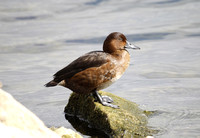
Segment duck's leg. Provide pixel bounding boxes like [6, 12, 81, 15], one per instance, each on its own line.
[92, 90, 119, 109]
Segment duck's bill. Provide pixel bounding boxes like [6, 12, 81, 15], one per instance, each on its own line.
[125, 41, 140, 50]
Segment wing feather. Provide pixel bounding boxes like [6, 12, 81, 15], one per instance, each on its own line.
[53, 51, 109, 82]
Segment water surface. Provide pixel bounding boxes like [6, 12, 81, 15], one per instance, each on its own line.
[0, 0, 200, 137]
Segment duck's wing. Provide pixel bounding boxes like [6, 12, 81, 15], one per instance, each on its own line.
[53, 51, 109, 82]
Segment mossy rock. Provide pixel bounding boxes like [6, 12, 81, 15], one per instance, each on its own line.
[64, 91, 154, 137]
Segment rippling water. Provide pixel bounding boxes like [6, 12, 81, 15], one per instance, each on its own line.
[0, 0, 200, 137]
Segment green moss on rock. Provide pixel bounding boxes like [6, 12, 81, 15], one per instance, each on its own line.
[64, 91, 154, 137]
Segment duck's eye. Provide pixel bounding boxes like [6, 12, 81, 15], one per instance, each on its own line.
[118, 38, 123, 41]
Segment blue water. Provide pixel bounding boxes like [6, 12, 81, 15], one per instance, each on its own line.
[0, 0, 200, 137]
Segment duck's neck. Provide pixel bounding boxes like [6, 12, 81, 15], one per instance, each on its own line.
[111, 50, 130, 59]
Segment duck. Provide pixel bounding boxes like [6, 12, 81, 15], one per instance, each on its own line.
[45, 32, 140, 108]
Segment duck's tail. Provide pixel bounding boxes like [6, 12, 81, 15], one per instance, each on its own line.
[44, 80, 58, 87]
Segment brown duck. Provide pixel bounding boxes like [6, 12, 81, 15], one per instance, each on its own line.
[45, 32, 140, 108]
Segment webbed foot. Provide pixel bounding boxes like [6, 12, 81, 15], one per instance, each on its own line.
[102, 95, 113, 103]
[92, 90, 119, 109]
[101, 101, 119, 108]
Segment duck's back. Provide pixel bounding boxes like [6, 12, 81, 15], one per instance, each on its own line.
[54, 51, 108, 79]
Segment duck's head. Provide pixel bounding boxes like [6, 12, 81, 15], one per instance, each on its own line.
[103, 32, 140, 53]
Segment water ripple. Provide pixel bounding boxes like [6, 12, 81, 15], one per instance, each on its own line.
[85, 0, 105, 5]
[65, 32, 174, 44]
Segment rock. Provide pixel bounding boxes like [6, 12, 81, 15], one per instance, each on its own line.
[51, 127, 82, 138]
[0, 89, 82, 138]
[65, 91, 155, 137]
